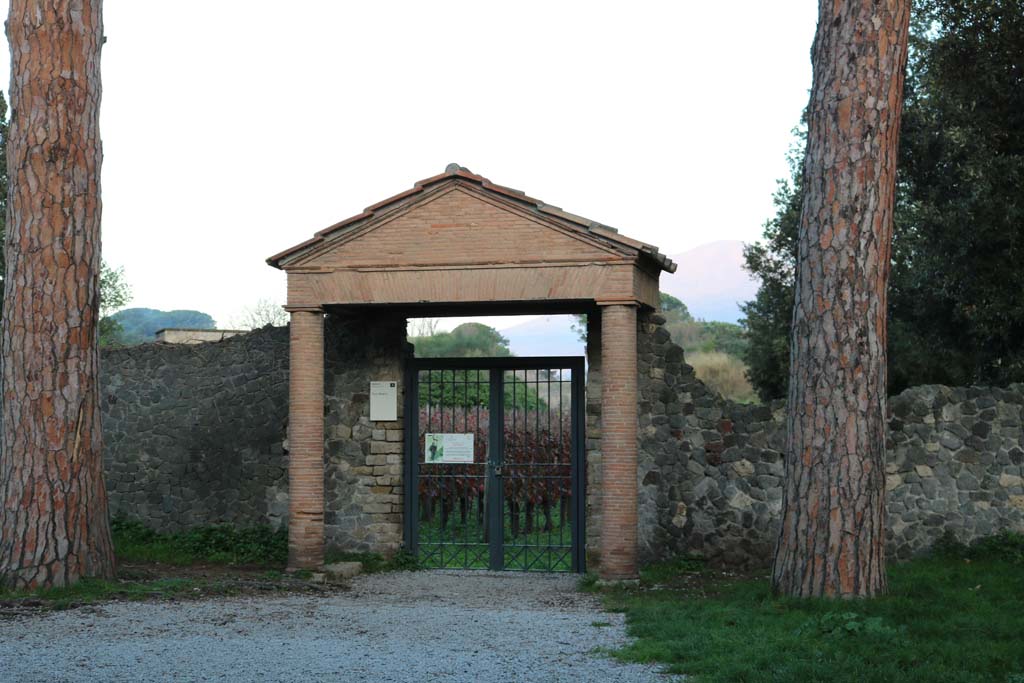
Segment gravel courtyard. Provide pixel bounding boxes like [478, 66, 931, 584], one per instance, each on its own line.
[0, 571, 672, 682]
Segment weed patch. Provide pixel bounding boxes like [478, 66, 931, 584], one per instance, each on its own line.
[577, 572, 599, 592]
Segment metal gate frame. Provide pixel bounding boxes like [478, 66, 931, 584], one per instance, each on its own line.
[403, 356, 586, 572]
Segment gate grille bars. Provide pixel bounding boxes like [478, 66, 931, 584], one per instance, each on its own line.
[403, 357, 586, 572]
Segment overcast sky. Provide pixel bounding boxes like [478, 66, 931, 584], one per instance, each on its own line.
[0, 1, 817, 329]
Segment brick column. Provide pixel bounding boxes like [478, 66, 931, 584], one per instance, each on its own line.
[598, 303, 639, 580]
[287, 308, 325, 570]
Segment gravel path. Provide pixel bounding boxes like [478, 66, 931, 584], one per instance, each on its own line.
[0, 571, 673, 682]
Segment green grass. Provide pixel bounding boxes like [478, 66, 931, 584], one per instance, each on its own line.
[111, 518, 287, 566]
[2, 520, 425, 611]
[604, 532, 1024, 683]
[637, 556, 707, 586]
[578, 572, 599, 591]
[0, 576, 203, 610]
[115, 518, 424, 574]
[1, 519, 293, 610]
[416, 504, 573, 571]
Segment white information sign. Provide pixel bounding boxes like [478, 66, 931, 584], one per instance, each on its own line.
[424, 433, 475, 463]
[369, 381, 398, 421]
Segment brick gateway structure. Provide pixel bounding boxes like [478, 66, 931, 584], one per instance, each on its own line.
[267, 164, 676, 580]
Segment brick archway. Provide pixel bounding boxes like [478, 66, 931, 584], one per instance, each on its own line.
[267, 164, 675, 580]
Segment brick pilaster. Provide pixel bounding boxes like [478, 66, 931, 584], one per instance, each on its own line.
[585, 311, 603, 565]
[287, 308, 325, 569]
[598, 303, 639, 580]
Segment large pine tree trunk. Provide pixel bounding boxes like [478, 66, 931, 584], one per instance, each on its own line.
[771, 0, 911, 598]
[0, 0, 114, 589]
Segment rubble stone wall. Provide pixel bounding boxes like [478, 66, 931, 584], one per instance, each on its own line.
[101, 314, 410, 555]
[637, 311, 1024, 568]
[100, 311, 1024, 568]
[101, 326, 291, 532]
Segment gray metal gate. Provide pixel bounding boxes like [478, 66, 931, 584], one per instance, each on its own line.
[403, 357, 585, 572]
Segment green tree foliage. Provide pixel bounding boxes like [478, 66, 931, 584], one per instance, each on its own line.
[660, 292, 750, 362]
[743, 1, 1024, 400]
[889, 0, 1024, 390]
[109, 308, 216, 344]
[659, 293, 692, 321]
[740, 136, 803, 402]
[411, 322, 512, 358]
[670, 320, 749, 358]
[417, 369, 547, 410]
[412, 323, 545, 409]
[98, 263, 132, 346]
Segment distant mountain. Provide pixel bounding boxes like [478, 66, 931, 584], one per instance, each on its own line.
[500, 315, 584, 358]
[110, 308, 216, 344]
[661, 240, 758, 324]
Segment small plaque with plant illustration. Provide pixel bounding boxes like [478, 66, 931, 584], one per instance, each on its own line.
[424, 433, 474, 463]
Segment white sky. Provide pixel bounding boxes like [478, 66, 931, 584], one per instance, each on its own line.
[0, 1, 816, 329]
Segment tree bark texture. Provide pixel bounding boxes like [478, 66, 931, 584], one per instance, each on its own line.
[771, 0, 911, 598]
[0, 0, 114, 588]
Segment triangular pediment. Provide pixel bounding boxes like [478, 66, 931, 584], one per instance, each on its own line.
[286, 183, 628, 270]
[268, 165, 676, 275]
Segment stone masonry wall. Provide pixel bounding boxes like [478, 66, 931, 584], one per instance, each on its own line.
[885, 384, 1024, 558]
[322, 312, 408, 554]
[638, 311, 1024, 568]
[101, 326, 291, 531]
[101, 314, 409, 555]
[102, 309, 1024, 569]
